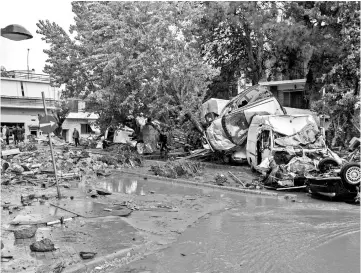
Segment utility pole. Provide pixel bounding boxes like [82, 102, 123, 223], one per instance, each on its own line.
[27, 48, 30, 79]
[41, 92, 61, 199]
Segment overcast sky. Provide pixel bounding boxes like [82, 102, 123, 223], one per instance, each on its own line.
[0, 0, 74, 74]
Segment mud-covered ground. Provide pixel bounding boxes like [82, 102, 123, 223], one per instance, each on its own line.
[1, 153, 359, 273]
[1, 169, 233, 273]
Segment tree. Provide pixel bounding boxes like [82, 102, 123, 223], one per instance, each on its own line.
[284, 2, 360, 146]
[50, 100, 71, 136]
[197, 2, 282, 86]
[37, 2, 218, 132]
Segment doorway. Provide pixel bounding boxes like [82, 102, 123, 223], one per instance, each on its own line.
[62, 129, 69, 142]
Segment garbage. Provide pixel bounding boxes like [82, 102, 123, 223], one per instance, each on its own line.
[13, 225, 37, 239]
[30, 238, 55, 252]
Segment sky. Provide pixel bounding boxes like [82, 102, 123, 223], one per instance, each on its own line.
[0, 0, 74, 74]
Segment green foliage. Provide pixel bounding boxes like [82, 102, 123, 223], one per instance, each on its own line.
[198, 2, 282, 85]
[37, 2, 219, 130]
[51, 100, 71, 136]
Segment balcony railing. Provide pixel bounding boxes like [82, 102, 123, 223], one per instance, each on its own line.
[1, 96, 57, 109]
[267, 68, 307, 81]
[1, 71, 50, 82]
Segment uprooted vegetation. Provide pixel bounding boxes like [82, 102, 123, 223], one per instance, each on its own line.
[150, 160, 203, 179]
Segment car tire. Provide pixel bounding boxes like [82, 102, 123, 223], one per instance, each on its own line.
[340, 162, 361, 186]
[318, 157, 339, 172]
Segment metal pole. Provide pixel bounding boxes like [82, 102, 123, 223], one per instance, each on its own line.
[27, 49, 30, 79]
[41, 92, 61, 199]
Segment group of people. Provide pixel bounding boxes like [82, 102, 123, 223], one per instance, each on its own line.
[1, 125, 25, 145]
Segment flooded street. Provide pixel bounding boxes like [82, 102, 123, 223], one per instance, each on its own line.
[1, 173, 359, 273]
[114, 179, 360, 273]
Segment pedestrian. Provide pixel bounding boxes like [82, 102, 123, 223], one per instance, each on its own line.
[16, 125, 22, 143]
[13, 126, 19, 145]
[159, 128, 169, 158]
[20, 125, 25, 142]
[2, 125, 10, 145]
[73, 128, 80, 147]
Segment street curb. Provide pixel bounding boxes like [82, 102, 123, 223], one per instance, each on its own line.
[63, 247, 137, 273]
[143, 159, 250, 171]
[119, 170, 278, 197]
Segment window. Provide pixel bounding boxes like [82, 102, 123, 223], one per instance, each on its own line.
[20, 82, 25, 96]
[283, 92, 291, 107]
[81, 124, 93, 134]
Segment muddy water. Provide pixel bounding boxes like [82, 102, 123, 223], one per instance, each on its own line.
[120, 191, 360, 273]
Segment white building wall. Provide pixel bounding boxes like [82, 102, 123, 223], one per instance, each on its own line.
[1, 78, 59, 99]
[62, 118, 98, 143]
[1, 108, 43, 136]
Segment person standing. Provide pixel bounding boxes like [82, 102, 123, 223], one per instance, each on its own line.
[72, 128, 80, 147]
[13, 126, 19, 145]
[20, 126, 25, 142]
[16, 125, 22, 143]
[2, 125, 9, 145]
[159, 128, 169, 158]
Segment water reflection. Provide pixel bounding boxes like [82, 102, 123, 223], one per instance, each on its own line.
[125, 180, 138, 194]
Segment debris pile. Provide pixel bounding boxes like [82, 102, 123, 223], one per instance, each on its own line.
[214, 173, 228, 185]
[1, 144, 143, 186]
[150, 160, 203, 179]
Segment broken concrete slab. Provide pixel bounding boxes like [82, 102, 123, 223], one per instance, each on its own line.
[1, 148, 21, 157]
[30, 238, 55, 252]
[13, 225, 37, 239]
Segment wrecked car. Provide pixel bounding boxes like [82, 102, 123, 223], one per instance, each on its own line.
[307, 148, 360, 200]
[205, 96, 286, 163]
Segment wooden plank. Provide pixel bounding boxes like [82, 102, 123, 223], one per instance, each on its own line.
[276, 186, 307, 191]
[228, 171, 246, 187]
[1, 148, 20, 156]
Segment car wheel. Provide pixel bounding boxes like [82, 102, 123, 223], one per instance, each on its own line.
[318, 157, 339, 173]
[341, 162, 361, 186]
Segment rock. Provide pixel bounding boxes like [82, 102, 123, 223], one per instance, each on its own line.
[284, 194, 297, 201]
[95, 189, 112, 195]
[79, 251, 97, 259]
[2, 161, 10, 172]
[30, 238, 55, 252]
[13, 225, 37, 239]
[12, 164, 24, 174]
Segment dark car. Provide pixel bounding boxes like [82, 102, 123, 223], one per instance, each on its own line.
[307, 162, 360, 201]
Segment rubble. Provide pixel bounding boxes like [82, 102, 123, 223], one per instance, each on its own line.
[214, 173, 228, 185]
[30, 238, 55, 252]
[13, 225, 37, 239]
[1, 143, 143, 188]
[150, 160, 203, 179]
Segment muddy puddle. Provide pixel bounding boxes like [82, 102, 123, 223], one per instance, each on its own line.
[119, 191, 360, 273]
[77, 174, 217, 197]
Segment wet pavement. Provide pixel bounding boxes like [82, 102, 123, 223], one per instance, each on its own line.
[2, 173, 360, 273]
[111, 185, 360, 273]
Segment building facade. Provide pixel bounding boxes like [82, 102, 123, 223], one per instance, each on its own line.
[61, 100, 99, 143]
[259, 79, 307, 109]
[1, 70, 60, 137]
